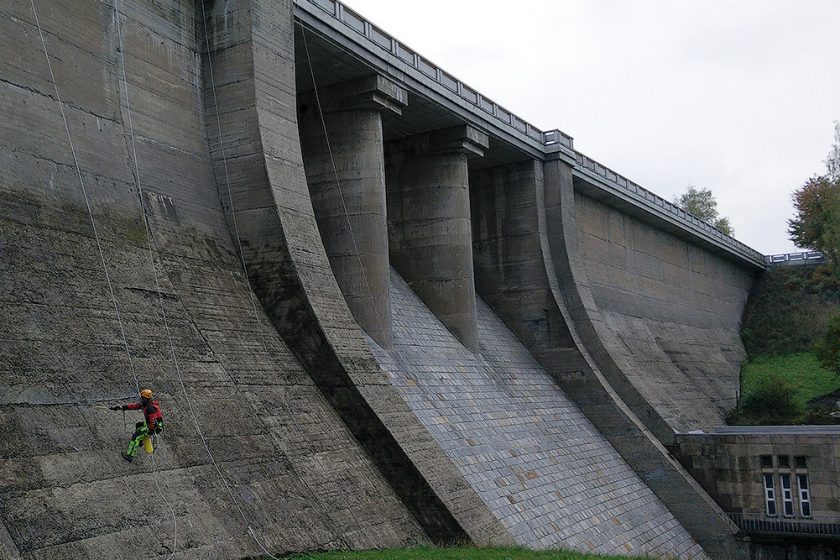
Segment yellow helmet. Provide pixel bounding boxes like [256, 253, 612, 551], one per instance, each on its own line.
[140, 389, 153, 399]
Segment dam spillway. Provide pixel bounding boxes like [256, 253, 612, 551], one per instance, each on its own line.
[0, 1, 763, 558]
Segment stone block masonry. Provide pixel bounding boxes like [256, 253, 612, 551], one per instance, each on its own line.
[369, 266, 708, 558]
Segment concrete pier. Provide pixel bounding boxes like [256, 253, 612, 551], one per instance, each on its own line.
[386, 125, 488, 351]
[299, 75, 407, 348]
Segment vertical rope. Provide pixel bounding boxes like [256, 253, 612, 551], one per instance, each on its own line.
[29, 1, 179, 556]
[28, 0, 139, 395]
[298, 22, 390, 346]
[199, 3, 376, 552]
[110, 2, 180, 557]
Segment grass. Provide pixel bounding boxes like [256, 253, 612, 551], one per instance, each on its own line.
[729, 351, 840, 424]
[265, 547, 651, 560]
[740, 352, 839, 406]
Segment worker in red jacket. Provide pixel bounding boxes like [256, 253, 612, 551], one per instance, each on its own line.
[110, 388, 164, 462]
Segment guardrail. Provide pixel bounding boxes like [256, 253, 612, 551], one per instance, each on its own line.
[574, 152, 766, 264]
[727, 512, 840, 538]
[302, 0, 574, 150]
[764, 251, 825, 265]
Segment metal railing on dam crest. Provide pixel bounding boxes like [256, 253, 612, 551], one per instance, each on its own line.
[295, 0, 769, 269]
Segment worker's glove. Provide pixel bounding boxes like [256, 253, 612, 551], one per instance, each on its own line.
[109, 405, 121, 411]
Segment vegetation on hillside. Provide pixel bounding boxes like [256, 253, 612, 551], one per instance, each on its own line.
[732, 122, 840, 425]
[787, 121, 840, 270]
[251, 547, 655, 560]
[740, 266, 840, 358]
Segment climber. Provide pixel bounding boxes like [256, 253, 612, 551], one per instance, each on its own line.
[110, 388, 164, 462]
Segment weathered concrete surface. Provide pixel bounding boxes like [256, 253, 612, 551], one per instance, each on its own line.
[572, 190, 753, 435]
[299, 75, 407, 349]
[202, 0, 509, 547]
[470, 159, 747, 559]
[386, 126, 488, 351]
[0, 0, 505, 556]
[369, 266, 708, 558]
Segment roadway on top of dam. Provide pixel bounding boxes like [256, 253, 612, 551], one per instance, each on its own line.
[293, 0, 766, 269]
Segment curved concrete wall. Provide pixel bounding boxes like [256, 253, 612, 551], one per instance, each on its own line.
[573, 191, 753, 434]
[471, 159, 747, 559]
[201, 0, 506, 547]
[0, 0, 506, 556]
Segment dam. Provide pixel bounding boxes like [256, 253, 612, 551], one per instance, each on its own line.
[0, 1, 767, 558]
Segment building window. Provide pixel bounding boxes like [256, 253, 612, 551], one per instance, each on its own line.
[763, 473, 777, 516]
[778, 455, 790, 469]
[760, 455, 773, 468]
[795, 456, 807, 469]
[780, 473, 794, 517]
[798, 474, 812, 518]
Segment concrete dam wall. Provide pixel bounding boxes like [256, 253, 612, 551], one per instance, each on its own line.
[1, 0, 760, 558]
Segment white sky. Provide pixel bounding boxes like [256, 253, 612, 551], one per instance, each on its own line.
[341, 0, 840, 254]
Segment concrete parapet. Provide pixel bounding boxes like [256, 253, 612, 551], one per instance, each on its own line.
[387, 125, 488, 351]
[299, 75, 406, 348]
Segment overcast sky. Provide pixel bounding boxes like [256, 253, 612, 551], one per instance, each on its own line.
[341, 0, 840, 254]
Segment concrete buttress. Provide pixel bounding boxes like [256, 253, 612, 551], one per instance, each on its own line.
[387, 125, 488, 352]
[299, 75, 407, 349]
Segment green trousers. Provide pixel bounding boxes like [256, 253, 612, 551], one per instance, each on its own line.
[126, 421, 164, 457]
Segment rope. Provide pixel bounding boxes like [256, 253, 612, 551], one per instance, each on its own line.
[199, 3, 376, 553]
[298, 23, 390, 347]
[299, 23, 402, 543]
[29, 1, 176, 557]
[28, 0, 140, 395]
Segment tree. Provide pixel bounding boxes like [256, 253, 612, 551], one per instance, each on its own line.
[788, 176, 840, 268]
[826, 120, 840, 182]
[674, 185, 734, 235]
[816, 314, 840, 377]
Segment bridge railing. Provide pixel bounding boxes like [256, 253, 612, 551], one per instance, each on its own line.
[727, 512, 840, 539]
[574, 152, 766, 264]
[302, 0, 575, 150]
[764, 251, 825, 265]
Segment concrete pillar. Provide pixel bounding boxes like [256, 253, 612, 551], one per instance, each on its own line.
[387, 125, 489, 351]
[299, 75, 407, 348]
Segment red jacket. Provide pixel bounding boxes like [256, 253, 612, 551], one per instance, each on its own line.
[125, 399, 163, 431]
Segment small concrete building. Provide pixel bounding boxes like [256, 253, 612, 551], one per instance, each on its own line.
[676, 427, 840, 553]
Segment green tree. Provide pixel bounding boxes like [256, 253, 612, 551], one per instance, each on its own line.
[674, 185, 734, 235]
[816, 314, 840, 377]
[788, 176, 840, 268]
[826, 120, 840, 182]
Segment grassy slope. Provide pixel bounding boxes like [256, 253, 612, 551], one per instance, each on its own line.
[740, 352, 840, 407]
[733, 266, 840, 424]
[268, 548, 650, 560]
